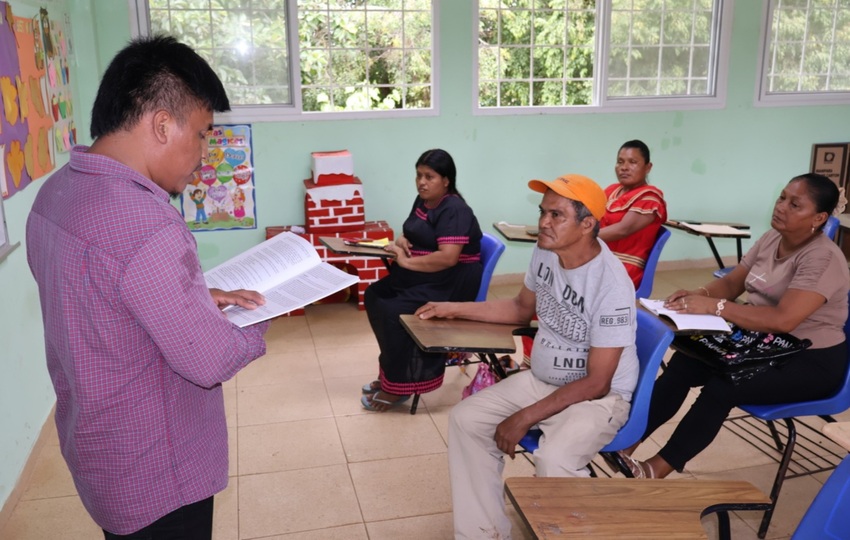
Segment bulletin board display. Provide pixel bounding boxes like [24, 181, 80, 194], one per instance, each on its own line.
[181, 124, 257, 232]
[0, 3, 75, 200]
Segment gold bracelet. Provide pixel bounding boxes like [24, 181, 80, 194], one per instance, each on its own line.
[715, 298, 727, 317]
[698, 286, 710, 297]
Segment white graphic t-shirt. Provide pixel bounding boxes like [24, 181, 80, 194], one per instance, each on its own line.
[524, 242, 639, 402]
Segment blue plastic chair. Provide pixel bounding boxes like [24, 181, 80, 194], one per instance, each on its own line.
[475, 232, 506, 302]
[409, 232, 506, 414]
[739, 290, 850, 538]
[791, 455, 850, 539]
[634, 226, 671, 299]
[714, 216, 840, 279]
[517, 309, 674, 470]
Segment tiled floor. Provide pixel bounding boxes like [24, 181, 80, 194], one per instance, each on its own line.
[2, 267, 848, 539]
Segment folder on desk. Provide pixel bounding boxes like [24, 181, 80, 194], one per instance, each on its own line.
[678, 222, 749, 236]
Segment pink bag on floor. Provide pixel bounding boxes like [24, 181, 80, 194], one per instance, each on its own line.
[461, 363, 499, 399]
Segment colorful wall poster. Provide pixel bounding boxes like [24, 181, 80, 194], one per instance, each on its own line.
[44, 11, 75, 153]
[0, 2, 34, 199]
[13, 13, 54, 179]
[181, 124, 256, 231]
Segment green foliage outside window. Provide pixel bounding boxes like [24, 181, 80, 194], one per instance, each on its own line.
[148, 0, 433, 112]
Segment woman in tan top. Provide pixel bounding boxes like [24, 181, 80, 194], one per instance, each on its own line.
[622, 173, 848, 479]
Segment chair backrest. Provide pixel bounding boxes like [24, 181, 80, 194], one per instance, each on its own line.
[824, 216, 839, 241]
[601, 309, 674, 451]
[476, 232, 506, 302]
[634, 226, 671, 299]
[792, 455, 850, 539]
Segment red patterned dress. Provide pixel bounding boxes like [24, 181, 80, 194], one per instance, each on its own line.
[600, 184, 667, 287]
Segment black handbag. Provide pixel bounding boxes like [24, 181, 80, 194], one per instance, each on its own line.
[671, 325, 812, 384]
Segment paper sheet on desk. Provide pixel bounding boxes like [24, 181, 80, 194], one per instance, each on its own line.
[678, 222, 749, 236]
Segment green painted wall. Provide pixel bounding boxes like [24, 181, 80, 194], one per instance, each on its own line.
[2, 0, 849, 512]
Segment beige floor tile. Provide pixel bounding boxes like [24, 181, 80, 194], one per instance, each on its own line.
[264, 315, 316, 354]
[228, 426, 238, 477]
[237, 378, 332, 426]
[237, 350, 322, 388]
[365, 512, 454, 540]
[41, 411, 60, 447]
[428, 405, 452, 445]
[258, 523, 369, 539]
[224, 385, 237, 426]
[0, 495, 101, 539]
[305, 305, 375, 350]
[349, 454, 451, 522]
[238, 417, 345, 475]
[315, 344, 380, 380]
[237, 465, 361, 538]
[417, 367, 474, 410]
[324, 374, 382, 416]
[213, 480, 238, 540]
[337, 412, 446, 462]
[486, 281, 524, 300]
[20, 444, 77, 501]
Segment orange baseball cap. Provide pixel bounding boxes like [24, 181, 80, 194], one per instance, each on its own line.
[528, 174, 607, 220]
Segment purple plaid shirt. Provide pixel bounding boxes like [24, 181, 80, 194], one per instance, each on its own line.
[26, 147, 269, 534]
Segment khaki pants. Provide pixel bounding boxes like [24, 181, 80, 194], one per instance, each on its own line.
[448, 370, 630, 540]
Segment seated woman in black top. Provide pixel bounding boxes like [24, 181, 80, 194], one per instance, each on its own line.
[362, 149, 483, 412]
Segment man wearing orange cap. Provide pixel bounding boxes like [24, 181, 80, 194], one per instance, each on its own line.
[416, 174, 638, 539]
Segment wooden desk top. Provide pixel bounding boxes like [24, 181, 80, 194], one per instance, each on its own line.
[493, 222, 538, 242]
[399, 314, 517, 354]
[823, 422, 850, 452]
[505, 477, 770, 539]
[666, 219, 751, 238]
[319, 236, 396, 258]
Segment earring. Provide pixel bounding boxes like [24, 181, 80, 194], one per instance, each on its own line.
[811, 226, 815, 234]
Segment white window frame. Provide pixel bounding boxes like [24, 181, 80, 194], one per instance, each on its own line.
[472, 0, 734, 116]
[129, 0, 440, 122]
[755, 0, 850, 107]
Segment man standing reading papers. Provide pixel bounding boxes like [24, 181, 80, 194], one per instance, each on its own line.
[27, 36, 269, 538]
[416, 174, 638, 539]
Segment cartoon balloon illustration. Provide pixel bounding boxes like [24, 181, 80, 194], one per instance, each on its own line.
[233, 164, 252, 185]
[207, 147, 224, 166]
[190, 170, 202, 186]
[216, 162, 234, 184]
[200, 165, 217, 186]
[208, 184, 229, 203]
[224, 148, 247, 168]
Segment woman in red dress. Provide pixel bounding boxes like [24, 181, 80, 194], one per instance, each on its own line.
[599, 140, 667, 288]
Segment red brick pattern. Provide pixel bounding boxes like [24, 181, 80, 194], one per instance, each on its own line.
[303, 178, 366, 233]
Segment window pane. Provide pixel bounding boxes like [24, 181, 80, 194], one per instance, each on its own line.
[478, 0, 596, 107]
[144, 0, 434, 112]
[147, 1, 291, 107]
[764, 0, 850, 96]
[299, 0, 435, 112]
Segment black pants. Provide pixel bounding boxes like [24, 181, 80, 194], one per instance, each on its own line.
[103, 497, 214, 540]
[643, 342, 847, 471]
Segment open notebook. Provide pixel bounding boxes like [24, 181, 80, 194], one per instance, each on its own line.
[639, 298, 731, 333]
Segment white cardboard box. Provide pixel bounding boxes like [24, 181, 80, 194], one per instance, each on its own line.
[312, 150, 354, 184]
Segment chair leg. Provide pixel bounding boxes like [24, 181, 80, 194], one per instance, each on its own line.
[757, 418, 797, 539]
[410, 393, 420, 415]
[766, 420, 784, 452]
[716, 511, 731, 540]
